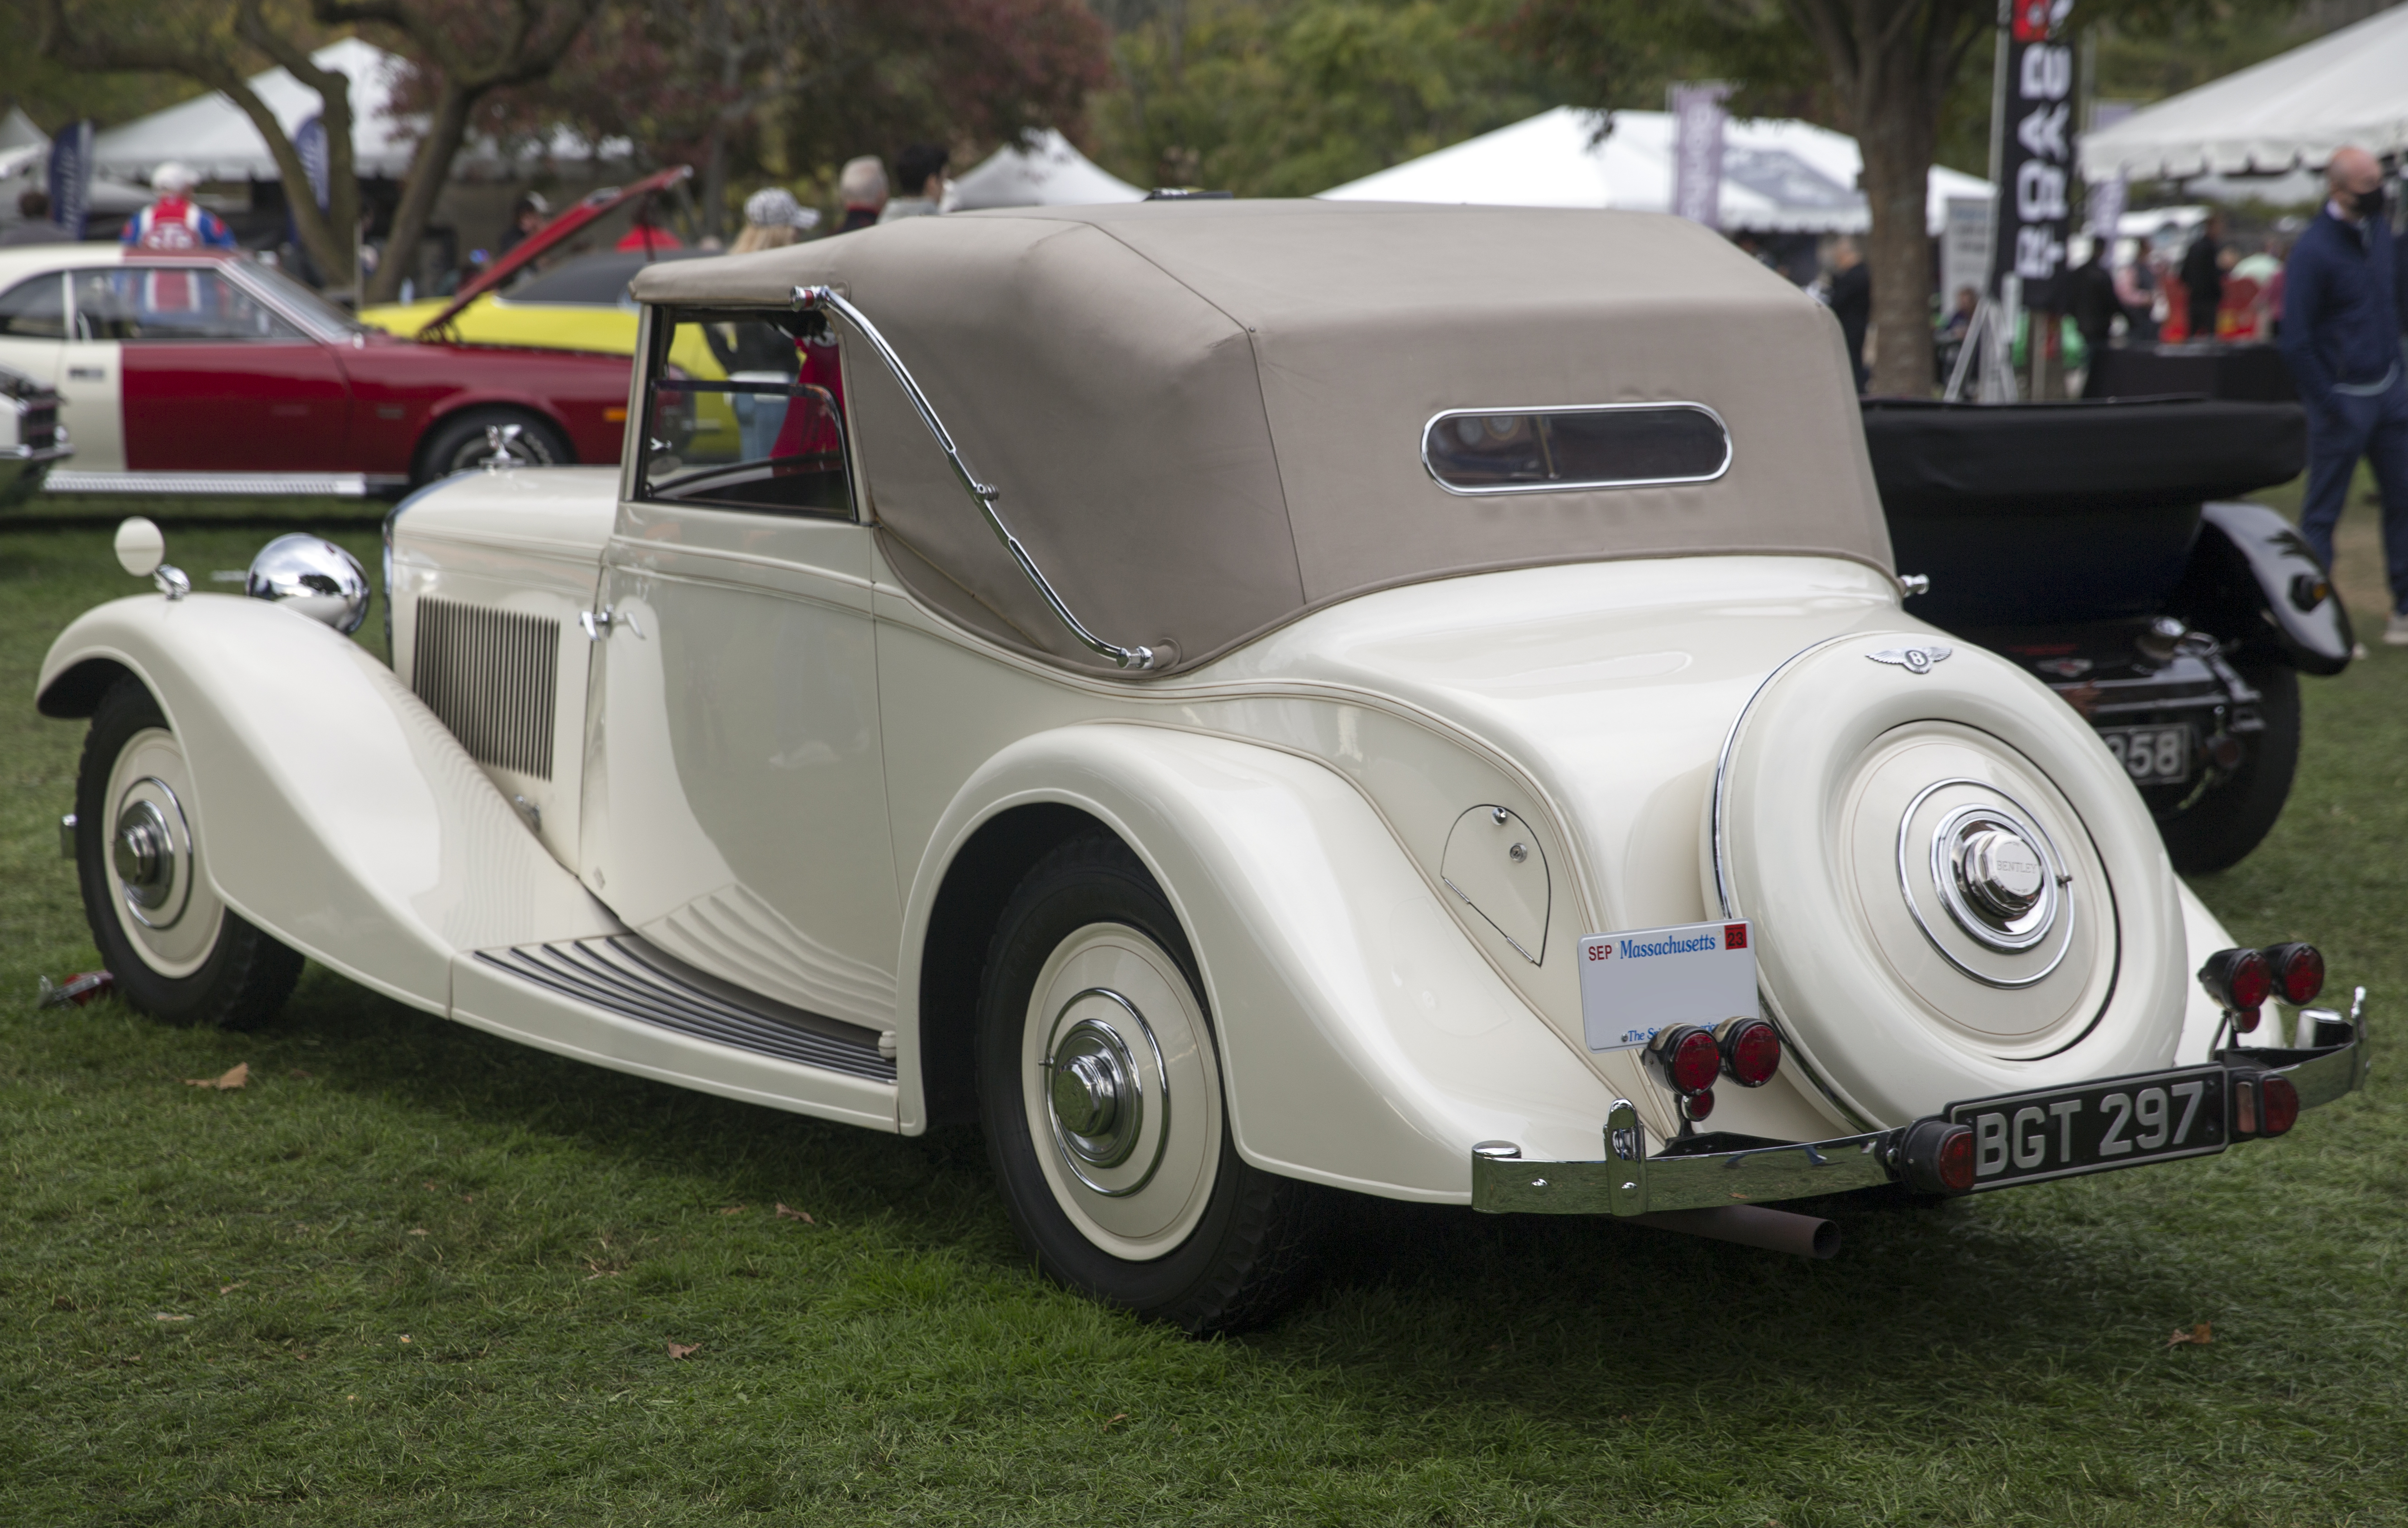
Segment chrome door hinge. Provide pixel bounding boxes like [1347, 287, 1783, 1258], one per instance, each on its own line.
[579, 606, 643, 640]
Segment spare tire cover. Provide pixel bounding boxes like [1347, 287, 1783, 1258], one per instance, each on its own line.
[1709, 631, 2187, 1128]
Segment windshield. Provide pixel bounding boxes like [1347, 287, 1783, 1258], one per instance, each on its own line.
[234, 259, 368, 338]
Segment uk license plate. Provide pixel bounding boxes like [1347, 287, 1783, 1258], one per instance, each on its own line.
[2100, 723, 2192, 785]
[1945, 1065, 2228, 1189]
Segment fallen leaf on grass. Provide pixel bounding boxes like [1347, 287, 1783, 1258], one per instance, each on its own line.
[774, 1202, 814, 1223]
[717, 1205, 747, 1216]
[407, 1228, 428, 1237]
[666, 1341, 700, 1360]
[153, 1312, 190, 1322]
[2168, 1322, 2213, 1347]
[51, 1295, 76, 1311]
[218, 1282, 246, 1295]
[422, 1181, 439, 1191]
[1103, 1413, 1128, 1431]
[183, 1062, 249, 1090]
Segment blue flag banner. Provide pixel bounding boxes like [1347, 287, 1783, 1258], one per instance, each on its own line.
[47, 119, 96, 239]
[295, 115, 330, 210]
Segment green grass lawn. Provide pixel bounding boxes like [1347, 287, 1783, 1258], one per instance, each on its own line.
[4, 495, 2405, 1526]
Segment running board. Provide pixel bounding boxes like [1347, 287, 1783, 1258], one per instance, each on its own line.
[44, 470, 407, 497]
[476, 936, 897, 1083]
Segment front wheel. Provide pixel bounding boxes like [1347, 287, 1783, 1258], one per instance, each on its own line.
[976, 833, 1317, 1333]
[414, 408, 572, 482]
[2153, 665, 2301, 874]
[75, 678, 302, 1029]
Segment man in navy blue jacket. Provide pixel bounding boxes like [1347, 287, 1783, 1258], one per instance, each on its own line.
[2281, 146, 2408, 643]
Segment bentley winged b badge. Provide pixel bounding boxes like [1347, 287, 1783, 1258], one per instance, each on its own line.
[1868, 643, 1952, 675]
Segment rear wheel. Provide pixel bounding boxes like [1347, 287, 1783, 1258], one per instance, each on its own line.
[415, 408, 572, 482]
[2154, 665, 2301, 874]
[976, 832, 1317, 1333]
[74, 678, 301, 1029]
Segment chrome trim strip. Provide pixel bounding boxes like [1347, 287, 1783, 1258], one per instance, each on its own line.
[791, 283, 1157, 672]
[1419, 401, 1733, 497]
[44, 470, 395, 496]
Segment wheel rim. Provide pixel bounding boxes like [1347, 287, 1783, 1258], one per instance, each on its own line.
[1020, 923, 1221, 1260]
[100, 726, 225, 977]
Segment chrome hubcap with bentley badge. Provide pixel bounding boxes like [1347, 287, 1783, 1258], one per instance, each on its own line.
[1046, 1003, 1159, 1180]
[1900, 781, 2075, 987]
[110, 778, 195, 930]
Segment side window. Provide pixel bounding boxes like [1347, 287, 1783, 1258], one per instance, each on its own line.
[636, 306, 854, 518]
[70, 267, 307, 343]
[0, 274, 68, 339]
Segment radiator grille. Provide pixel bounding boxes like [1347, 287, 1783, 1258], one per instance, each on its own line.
[411, 598, 559, 779]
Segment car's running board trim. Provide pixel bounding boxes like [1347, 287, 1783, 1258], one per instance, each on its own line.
[476, 936, 897, 1083]
[44, 470, 406, 497]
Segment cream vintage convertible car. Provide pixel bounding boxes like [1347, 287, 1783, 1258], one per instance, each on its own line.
[38, 204, 2367, 1332]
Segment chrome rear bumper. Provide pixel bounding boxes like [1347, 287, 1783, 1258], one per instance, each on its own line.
[1473, 995, 2368, 1216]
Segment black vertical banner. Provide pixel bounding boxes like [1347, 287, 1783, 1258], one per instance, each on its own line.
[1993, 0, 2075, 308]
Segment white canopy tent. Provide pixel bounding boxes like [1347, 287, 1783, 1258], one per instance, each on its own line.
[89, 38, 417, 182]
[1320, 106, 1991, 237]
[949, 129, 1143, 211]
[2081, 3, 2408, 180]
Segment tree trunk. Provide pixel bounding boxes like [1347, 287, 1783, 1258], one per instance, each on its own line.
[368, 81, 478, 304]
[1854, 98, 1938, 398]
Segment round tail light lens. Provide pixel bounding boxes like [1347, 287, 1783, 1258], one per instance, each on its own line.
[2263, 943, 2325, 1007]
[1679, 1087, 1715, 1122]
[1653, 1025, 1723, 1095]
[2260, 1075, 2300, 1136]
[1717, 1017, 1782, 1087]
[1897, 1118, 1976, 1195]
[2199, 947, 2273, 1013]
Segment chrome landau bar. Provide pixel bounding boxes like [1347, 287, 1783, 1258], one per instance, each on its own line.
[792, 283, 1157, 672]
[1474, 996, 2369, 1216]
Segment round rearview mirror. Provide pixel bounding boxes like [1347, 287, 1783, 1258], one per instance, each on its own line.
[247, 533, 372, 634]
[114, 517, 165, 578]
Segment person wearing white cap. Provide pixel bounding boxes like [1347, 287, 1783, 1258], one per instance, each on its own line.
[121, 162, 237, 251]
[730, 187, 821, 254]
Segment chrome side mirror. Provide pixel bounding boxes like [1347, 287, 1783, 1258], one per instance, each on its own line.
[247, 533, 372, 634]
[115, 516, 188, 599]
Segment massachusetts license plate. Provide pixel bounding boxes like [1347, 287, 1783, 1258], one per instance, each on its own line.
[1946, 1065, 2228, 1189]
[2100, 723, 2192, 785]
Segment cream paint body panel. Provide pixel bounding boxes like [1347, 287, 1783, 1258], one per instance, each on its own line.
[56, 335, 124, 471]
[2175, 880, 2242, 1063]
[389, 468, 619, 870]
[37, 593, 620, 1010]
[582, 506, 901, 1031]
[894, 726, 1620, 1197]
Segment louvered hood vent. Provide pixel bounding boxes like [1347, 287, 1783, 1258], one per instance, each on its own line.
[411, 597, 559, 779]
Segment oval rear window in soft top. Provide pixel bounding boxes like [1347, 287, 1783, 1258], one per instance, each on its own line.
[1423, 404, 1730, 493]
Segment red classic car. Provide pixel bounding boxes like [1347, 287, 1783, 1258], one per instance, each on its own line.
[0, 245, 634, 497]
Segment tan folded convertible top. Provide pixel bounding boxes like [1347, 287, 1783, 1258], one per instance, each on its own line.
[631, 201, 1894, 675]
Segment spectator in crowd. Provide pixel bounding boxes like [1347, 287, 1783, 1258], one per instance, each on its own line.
[836, 157, 887, 232]
[2280, 145, 2408, 644]
[2179, 211, 2224, 341]
[495, 192, 549, 258]
[1940, 285, 1978, 340]
[2114, 239, 2160, 341]
[2067, 239, 2123, 372]
[616, 204, 683, 254]
[0, 188, 74, 247]
[1823, 235, 1870, 393]
[879, 144, 949, 224]
[121, 163, 235, 251]
[730, 187, 820, 254]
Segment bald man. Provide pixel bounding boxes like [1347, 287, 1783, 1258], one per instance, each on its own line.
[2281, 146, 2408, 643]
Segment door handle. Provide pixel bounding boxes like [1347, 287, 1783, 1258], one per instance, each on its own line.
[67, 367, 105, 382]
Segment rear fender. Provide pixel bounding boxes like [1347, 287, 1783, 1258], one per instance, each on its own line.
[897, 724, 1618, 1202]
[37, 593, 618, 1012]
[2171, 500, 2354, 674]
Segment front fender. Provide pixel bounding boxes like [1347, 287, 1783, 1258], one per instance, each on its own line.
[898, 724, 1619, 1202]
[2172, 500, 2355, 674]
[38, 592, 617, 1011]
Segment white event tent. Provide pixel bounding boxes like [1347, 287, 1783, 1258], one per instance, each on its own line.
[90, 38, 417, 182]
[2080, 3, 2408, 180]
[950, 129, 1144, 211]
[1321, 106, 1991, 237]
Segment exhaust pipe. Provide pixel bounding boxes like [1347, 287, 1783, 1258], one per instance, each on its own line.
[1630, 1205, 1839, 1259]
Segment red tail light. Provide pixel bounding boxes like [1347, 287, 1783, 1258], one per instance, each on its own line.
[1898, 1118, 1976, 1195]
[2262, 944, 2325, 1007]
[1651, 1025, 1723, 1095]
[2260, 1075, 2300, 1136]
[1679, 1087, 1715, 1122]
[1716, 1017, 1782, 1087]
[2198, 947, 2272, 1026]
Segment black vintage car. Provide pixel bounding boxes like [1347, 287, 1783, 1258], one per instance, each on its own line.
[1866, 397, 2345, 872]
